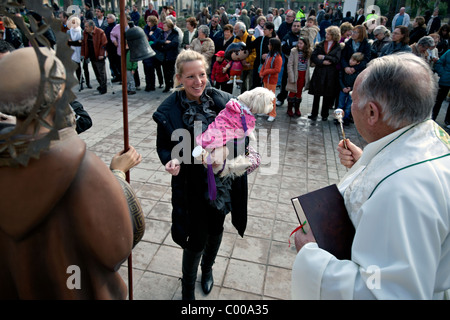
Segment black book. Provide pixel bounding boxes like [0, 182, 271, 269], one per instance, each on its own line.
[291, 184, 355, 260]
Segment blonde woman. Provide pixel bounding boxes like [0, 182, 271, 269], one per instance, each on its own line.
[67, 16, 83, 82]
[2, 16, 23, 49]
[339, 21, 353, 43]
[308, 25, 342, 121]
[253, 15, 266, 38]
[152, 50, 248, 300]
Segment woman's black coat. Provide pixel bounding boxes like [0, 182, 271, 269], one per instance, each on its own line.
[308, 40, 342, 97]
[152, 88, 248, 248]
[340, 38, 371, 71]
[154, 29, 180, 61]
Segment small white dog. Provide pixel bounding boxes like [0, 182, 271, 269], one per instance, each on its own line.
[193, 87, 275, 177]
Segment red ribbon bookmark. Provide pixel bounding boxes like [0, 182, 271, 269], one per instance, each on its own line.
[288, 221, 308, 247]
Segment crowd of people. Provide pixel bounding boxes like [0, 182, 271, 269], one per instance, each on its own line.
[1, 3, 448, 124]
[1, 2, 450, 301]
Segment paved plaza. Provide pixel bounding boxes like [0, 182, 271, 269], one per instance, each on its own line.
[74, 64, 449, 300]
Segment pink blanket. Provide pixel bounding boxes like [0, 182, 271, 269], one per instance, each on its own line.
[196, 99, 255, 149]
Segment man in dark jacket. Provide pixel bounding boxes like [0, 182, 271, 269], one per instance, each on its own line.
[81, 20, 108, 94]
[276, 9, 295, 42]
[209, 15, 224, 72]
[93, 6, 108, 30]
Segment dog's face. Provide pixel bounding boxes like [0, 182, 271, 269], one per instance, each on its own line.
[250, 100, 273, 114]
[242, 88, 275, 114]
[251, 101, 273, 114]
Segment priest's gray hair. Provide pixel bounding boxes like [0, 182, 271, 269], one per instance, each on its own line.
[355, 53, 437, 129]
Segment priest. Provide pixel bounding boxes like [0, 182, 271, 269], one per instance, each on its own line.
[292, 53, 450, 299]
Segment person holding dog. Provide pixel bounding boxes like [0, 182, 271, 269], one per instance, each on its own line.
[152, 50, 249, 301]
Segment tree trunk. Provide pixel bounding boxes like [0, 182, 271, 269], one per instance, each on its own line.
[387, 0, 398, 29]
[136, 0, 142, 15]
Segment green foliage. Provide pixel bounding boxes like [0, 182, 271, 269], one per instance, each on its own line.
[375, 0, 390, 15]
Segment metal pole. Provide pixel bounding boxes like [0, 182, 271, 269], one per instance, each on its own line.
[119, 0, 133, 301]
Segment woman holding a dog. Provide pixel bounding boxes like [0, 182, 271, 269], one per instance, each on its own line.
[152, 50, 249, 301]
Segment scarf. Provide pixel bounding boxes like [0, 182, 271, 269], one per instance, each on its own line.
[179, 90, 217, 133]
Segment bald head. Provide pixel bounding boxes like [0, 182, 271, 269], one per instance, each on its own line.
[354, 53, 436, 130]
[0, 47, 65, 119]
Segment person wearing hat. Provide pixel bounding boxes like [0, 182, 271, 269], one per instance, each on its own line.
[211, 50, 232, 93]
[0, 47, 144, 299]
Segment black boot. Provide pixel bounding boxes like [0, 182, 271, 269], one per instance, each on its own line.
[201, 233, 223, 295]
[286, 97, 295, 117]
[294, 98, 302, 117]
[308, 95, 320, 120]
[85, 74, 92, 89]
[181, 248, 202, 300]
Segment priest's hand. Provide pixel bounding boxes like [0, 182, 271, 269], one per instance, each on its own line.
[337, 139, 363, 169]
[294, 228, 316, 253]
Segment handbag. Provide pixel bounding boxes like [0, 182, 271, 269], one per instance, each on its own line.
[246, 145, 261, 174]
[257, 36, 265, 73]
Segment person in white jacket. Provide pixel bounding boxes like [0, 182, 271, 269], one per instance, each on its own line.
[292, 53, 450, 300]
[391, 7, 410, 31]
[67, 16, 82, 83]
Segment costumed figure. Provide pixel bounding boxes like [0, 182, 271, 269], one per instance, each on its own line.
[0, 23, 144, 298]
[224, 41, 249, 86]
[192, 87, 274, 200]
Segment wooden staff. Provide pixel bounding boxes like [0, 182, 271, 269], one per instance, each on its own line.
[119, 0, 133, 300]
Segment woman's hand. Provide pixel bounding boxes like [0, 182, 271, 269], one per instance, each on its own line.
[110, 146, 142, 172]
[165, 158, 181, 176]
[337, 139, 363, 169]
